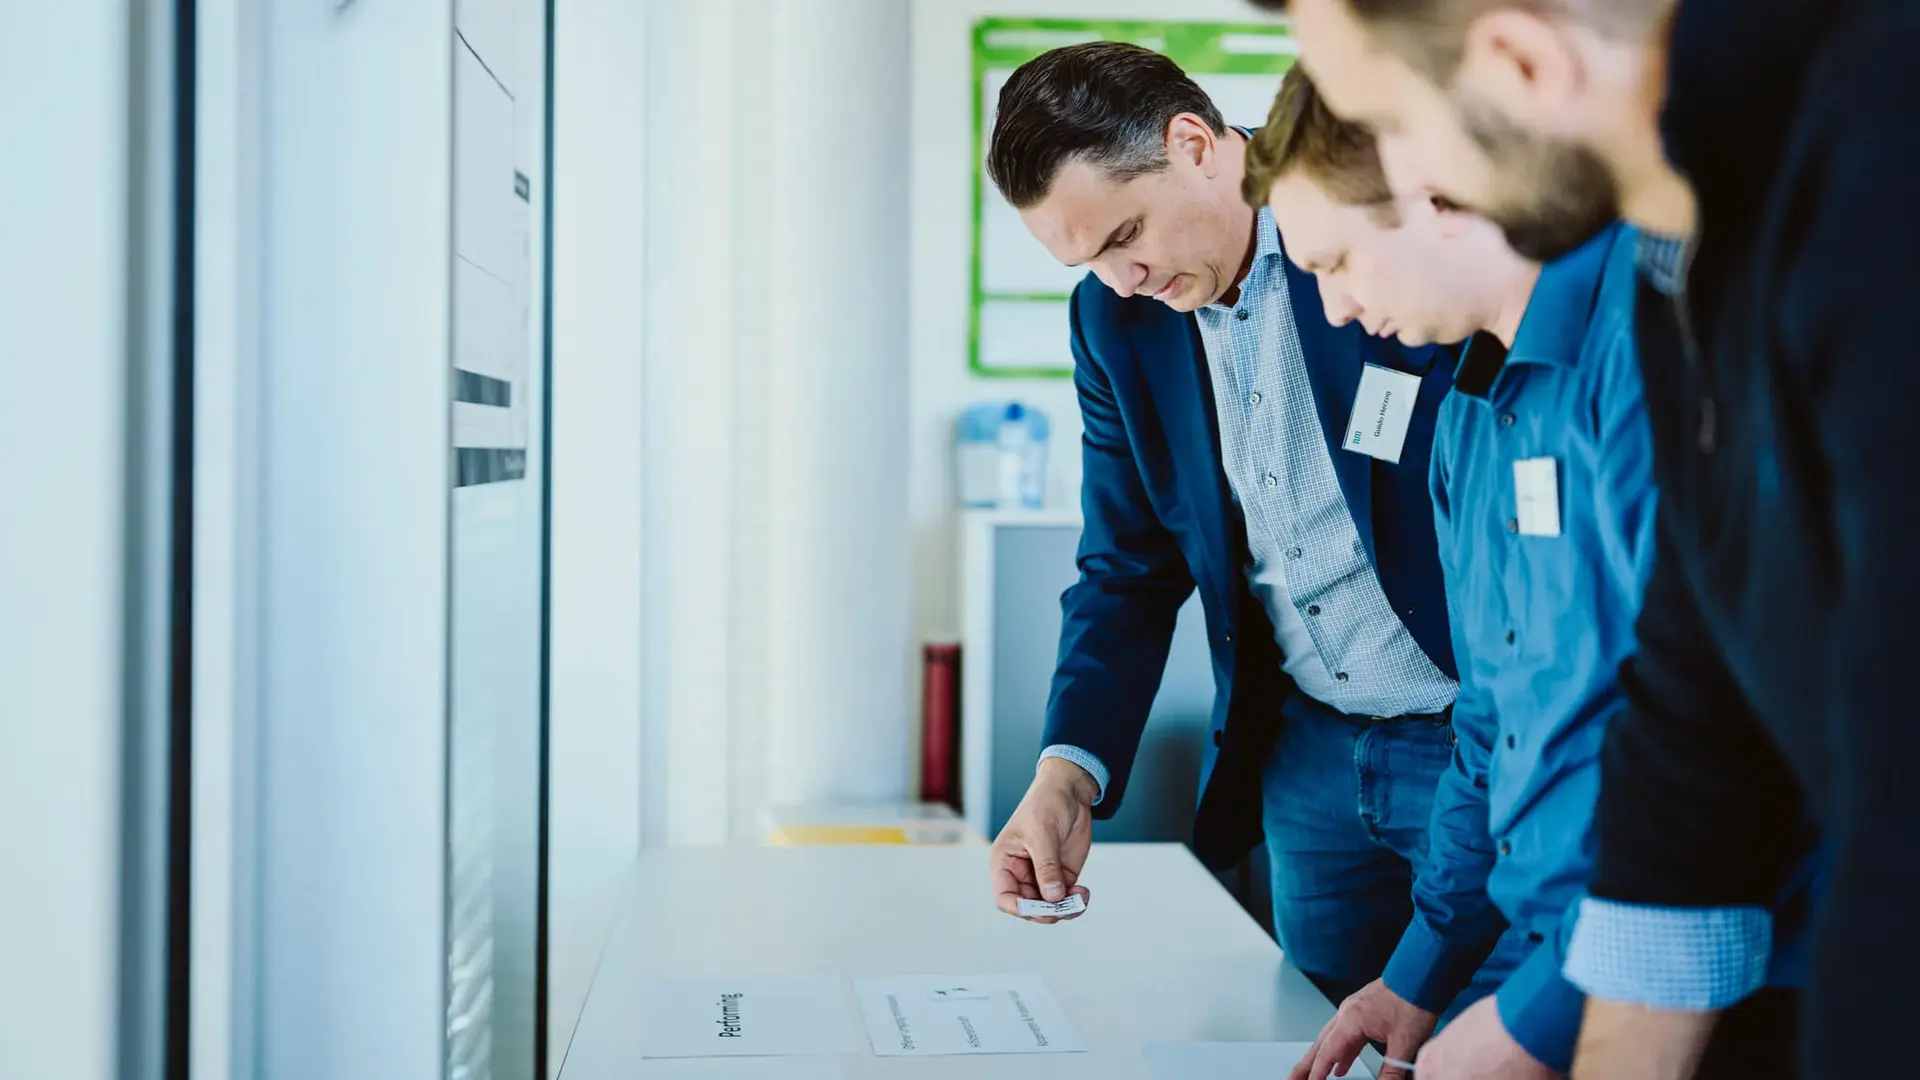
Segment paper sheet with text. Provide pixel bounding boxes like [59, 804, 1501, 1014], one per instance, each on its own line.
[636, 975, 857, 1059]
[852, 973, 1086, 1056]
[635, 1063, 845, 1080]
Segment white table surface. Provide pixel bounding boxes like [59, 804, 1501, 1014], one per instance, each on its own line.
[558, 842, 1363, 1079]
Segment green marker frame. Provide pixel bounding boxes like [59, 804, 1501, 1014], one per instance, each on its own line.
[968, 16, 1296, 378]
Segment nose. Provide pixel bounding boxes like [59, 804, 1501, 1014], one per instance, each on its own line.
[1093, 258, 1149, 299]
[1318, 277, 1360, 328]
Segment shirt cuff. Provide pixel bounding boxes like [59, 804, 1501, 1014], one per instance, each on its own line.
[1038, 745, 1109, 806]
[1380, 915, 1488, 1016]
[1564, 897, 1771, 1010]
[1493, 934, 1585, 1073]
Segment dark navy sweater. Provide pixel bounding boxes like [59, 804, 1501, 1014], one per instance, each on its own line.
[1587, 0, 1920, 1065]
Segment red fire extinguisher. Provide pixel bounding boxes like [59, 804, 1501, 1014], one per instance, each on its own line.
[921, 643, 961, 811]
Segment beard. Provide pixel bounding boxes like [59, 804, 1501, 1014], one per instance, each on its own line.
[1460, 97, 1622, 262]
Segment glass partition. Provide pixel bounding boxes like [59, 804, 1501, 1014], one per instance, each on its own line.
[447, 0, 552, 1076]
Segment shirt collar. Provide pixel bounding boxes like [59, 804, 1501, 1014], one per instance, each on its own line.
[1637, 231, 1687, 297]
[1208, 206, 1286, 312]
[1452, 222, 1624, 399]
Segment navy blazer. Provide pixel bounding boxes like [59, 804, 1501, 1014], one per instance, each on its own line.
[1041, 253, 1457, 871]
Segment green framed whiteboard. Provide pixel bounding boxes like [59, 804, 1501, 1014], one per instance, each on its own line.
[969, 17, 1297, 378]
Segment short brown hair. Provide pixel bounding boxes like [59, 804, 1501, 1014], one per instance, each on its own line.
[1242, 65, 1394, 214]
[1243, 0, 1667, 82]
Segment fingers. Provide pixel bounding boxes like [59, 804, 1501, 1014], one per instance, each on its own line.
[1309, 1021, 1367, 1080]
[1286, 1028, 1329, 1080]
[990, 857, 1031, 917]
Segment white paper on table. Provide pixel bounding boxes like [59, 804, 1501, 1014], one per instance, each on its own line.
[634, 1063, 845, 1080]
[852, 973, 1087, 1056]
[1142, 1041, 1375, 1079]
[636, 975, 857, 1059]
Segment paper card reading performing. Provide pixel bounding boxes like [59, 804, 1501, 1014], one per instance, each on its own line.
[1344, 363, 1422, 464]
[853, 974, 1086, 1056]
[1513, 457, 1563, 537]
[1017, 894, 1086, 918]
[635, 1064, 845, 1080]
[637, 975, 856, 1059]
[633, 1053, 844, 1068]
[1142, 1041, 1374, 1080]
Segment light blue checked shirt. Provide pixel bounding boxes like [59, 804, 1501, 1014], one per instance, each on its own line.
[1044, 209, 1456, 800]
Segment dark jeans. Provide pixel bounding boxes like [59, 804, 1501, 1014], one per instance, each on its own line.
[1259, 694, 1529, 1016]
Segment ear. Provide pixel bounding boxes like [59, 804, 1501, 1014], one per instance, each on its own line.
[1167, 113, 1220, 173]
[1455, 10, 1583, 130]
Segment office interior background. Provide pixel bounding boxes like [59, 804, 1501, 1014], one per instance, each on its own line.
[1, 2, 1293, 1079]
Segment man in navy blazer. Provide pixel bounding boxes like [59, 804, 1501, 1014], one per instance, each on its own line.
[983, 41, 1510, 1009]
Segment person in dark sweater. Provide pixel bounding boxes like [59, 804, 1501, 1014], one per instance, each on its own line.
[1258, 0, 1917, 1076]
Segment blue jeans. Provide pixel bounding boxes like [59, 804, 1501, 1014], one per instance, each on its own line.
[1261, 694, 1529, 1016]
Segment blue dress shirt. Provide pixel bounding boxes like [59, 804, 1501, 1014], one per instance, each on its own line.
[1558, 231, 1826, 1013]
[1378, 224, 1651, 1071]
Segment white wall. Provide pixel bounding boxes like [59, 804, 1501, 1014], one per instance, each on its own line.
[547, 1, 647, 1072]
[0, 6, 131, 1079]
[639, 0, 916, 846]
[761, 0, 914, 810]
[906, 0, 1284, 648]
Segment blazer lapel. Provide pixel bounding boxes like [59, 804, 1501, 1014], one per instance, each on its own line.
[1281, 258, 1376, 552]
[1129, 304, 1235, 615]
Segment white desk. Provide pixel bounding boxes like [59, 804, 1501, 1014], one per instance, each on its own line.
[559, 843, 1360, 1079]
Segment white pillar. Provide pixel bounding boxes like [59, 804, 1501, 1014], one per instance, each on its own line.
[761, 0, 914, 807]
[642, 0, 741, 845]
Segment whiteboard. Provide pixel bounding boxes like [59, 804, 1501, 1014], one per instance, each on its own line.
[970, 18, 1297, 376]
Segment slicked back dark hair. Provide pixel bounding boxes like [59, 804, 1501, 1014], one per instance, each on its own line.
[986, 41, 1228, 210]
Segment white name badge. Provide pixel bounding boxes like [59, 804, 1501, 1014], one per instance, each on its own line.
[1344, 363, 1422, 464]
[1513, 457, 1562, 537]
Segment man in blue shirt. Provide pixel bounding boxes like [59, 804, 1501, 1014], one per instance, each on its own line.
[979, 42, 1516, 1012]
[1245, 67, 1655, 1080]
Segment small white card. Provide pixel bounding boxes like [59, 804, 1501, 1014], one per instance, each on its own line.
[1017, 894, 1086, 918]
[1143, 1042, 1373, 1079]
[1344, 363, 1422, 463]
[1513, 457, 1562, 537]
[853, 974, 1087, 1056]
[637, 975, 857, 1059]
[635, 1065, 845, 1080]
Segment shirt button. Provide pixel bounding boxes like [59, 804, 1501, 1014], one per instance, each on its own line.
[1506, 518, 1520, 534]
[1500, 413, 1517, 427]
[1265, 474, 1279, 488]
[1236, 309, 1250, 321]
[1527, 932, 1545, 944]
[1248, 392, 1262, 406]
[1335, 672, 1350, 683]
[1506, 734, 1517, 749]
[1499, 840, 1513, 856]
[1307, 604, 1321, 616]
[1287, 546, 1303, 560]
[1505, 630, 1516, 645]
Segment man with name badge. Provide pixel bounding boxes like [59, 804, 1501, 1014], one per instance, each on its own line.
[1244, 67, 1661, 1080]
[980, 41, 1520, 1012]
